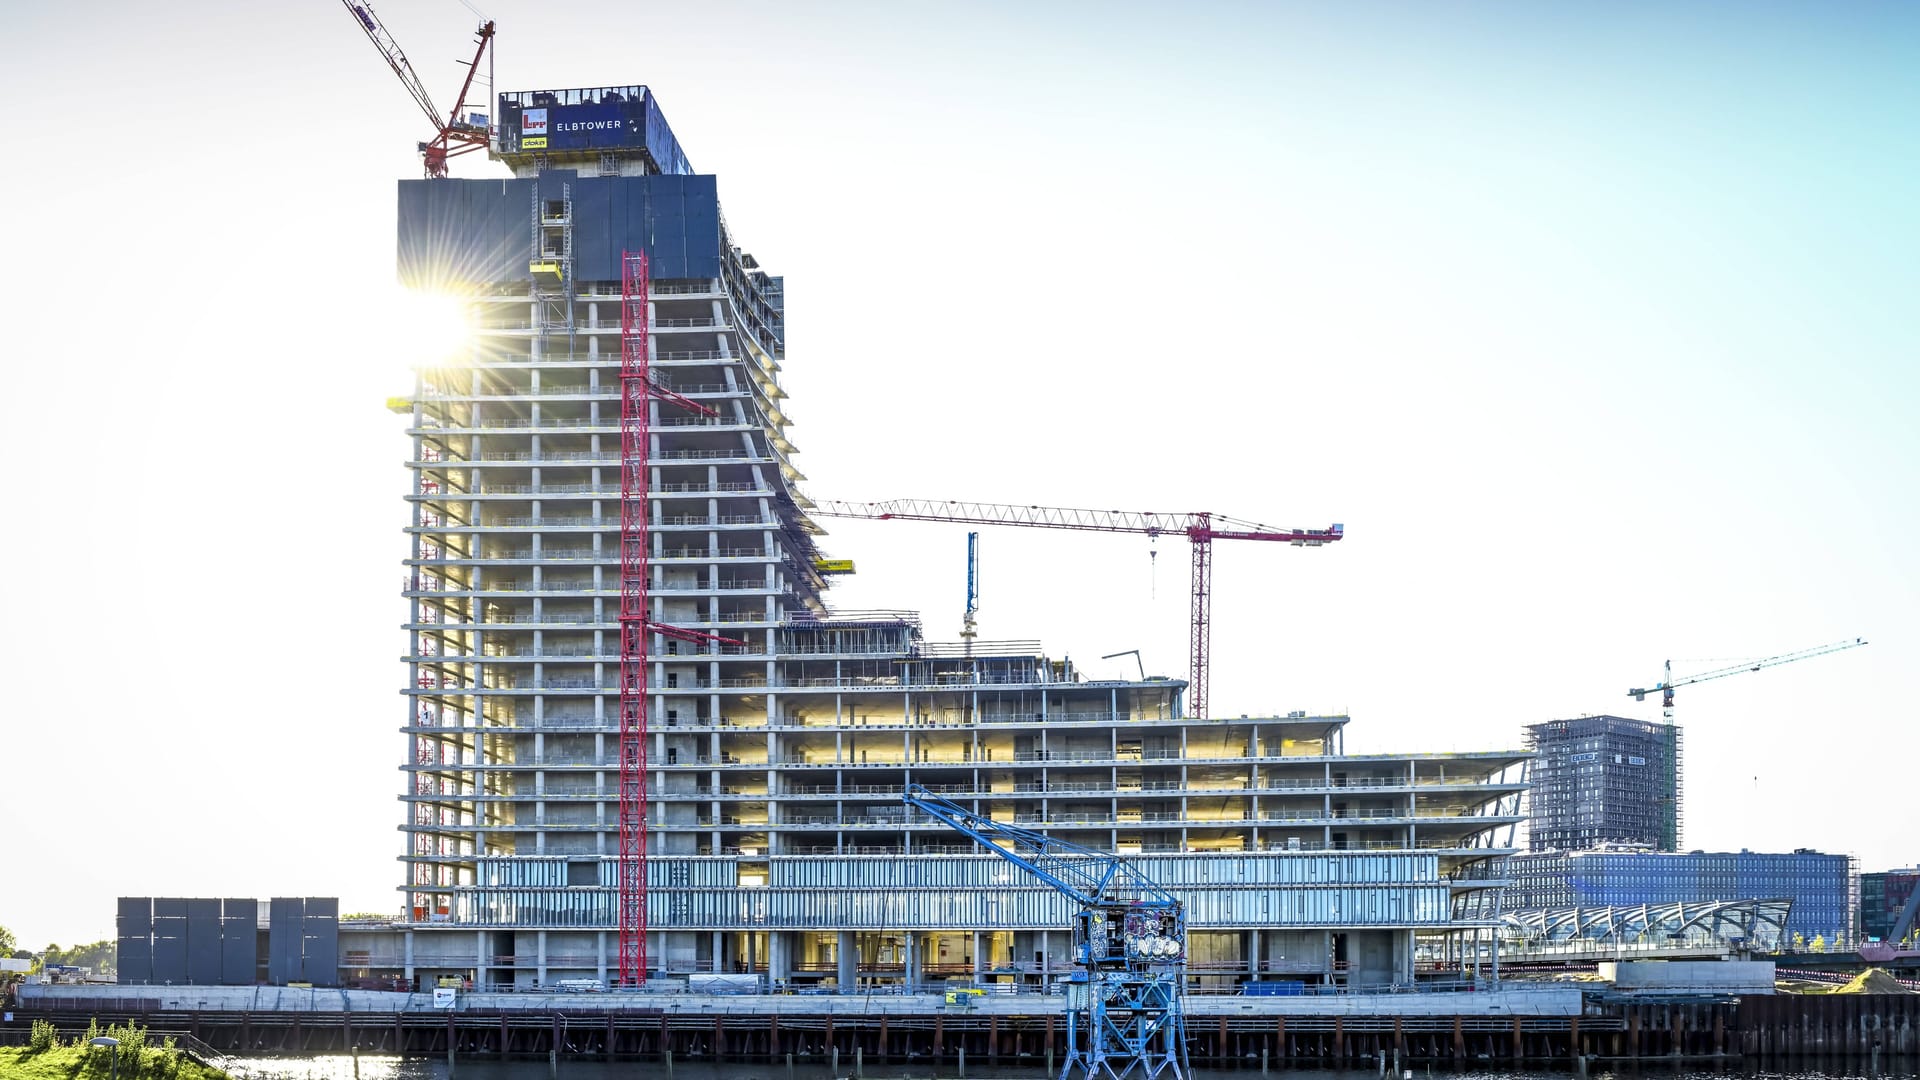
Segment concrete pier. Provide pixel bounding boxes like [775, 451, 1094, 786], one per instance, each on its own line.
[6, 986, 1916, 1066]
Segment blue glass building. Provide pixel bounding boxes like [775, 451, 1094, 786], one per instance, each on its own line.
[1504, 847, 1853, 944]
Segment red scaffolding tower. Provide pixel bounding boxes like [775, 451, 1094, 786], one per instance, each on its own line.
[616, 251, 652, 985]
[616, 252, 744, 985]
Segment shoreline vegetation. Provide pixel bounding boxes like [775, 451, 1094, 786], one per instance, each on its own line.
[2, 1022, 228, 1080]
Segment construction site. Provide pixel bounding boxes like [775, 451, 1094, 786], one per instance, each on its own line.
[8, 9, 1915, 1079]
[342, 0, 1561, 999]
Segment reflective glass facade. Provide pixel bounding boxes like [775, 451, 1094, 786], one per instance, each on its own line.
[1504, 848, 1853, 944]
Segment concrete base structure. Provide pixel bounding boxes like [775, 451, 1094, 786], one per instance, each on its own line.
[16, 981, 1582, 1017]
[1601, 960, 1777, 995]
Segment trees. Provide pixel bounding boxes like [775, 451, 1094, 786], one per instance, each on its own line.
[0, 922, 16, 956]
[41, 939, 115, 974]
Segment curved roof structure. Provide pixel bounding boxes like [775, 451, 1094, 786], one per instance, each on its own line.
[1502, 898, 1793, 952]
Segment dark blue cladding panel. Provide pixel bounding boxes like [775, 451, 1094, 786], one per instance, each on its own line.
[151, 920, 187, 985]
[220, 916, 255, 985]
[398, 173, 723, 287]
[189, 936, 221, 986]
[116, 898, 152, 985]
[302, 897, 340, 986]
[187, 900, 222, 985]
[116, 937, 151, 985]
[267, 898, 301, 985]
[397, 177, 535, 289]
[570, 181, 614, 277]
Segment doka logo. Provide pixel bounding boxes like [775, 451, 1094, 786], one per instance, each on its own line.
[521, 107, 548, 149]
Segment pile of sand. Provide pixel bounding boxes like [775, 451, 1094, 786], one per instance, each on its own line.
[1833, 968, 1916, 994]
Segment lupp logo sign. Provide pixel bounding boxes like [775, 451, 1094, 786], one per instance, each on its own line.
[521, 108, 548, 150]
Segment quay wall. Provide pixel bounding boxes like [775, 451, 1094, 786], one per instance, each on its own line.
[6, 987, 1915, 1067]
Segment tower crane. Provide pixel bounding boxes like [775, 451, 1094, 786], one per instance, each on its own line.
[340, 1, 495, 178]
[812, 499, 1344, 720]
[904, 784, 1189, 1080]
[1628, 638, 1868, 719]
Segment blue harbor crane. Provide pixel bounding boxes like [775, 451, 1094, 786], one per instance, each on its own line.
[903, 784, 1189, 1080]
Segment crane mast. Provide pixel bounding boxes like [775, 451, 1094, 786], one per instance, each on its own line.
[905, 784, 1189, 1080]
[813, 499, 1343, 719]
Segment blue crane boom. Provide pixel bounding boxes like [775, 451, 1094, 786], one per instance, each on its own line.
[904, 784, 1176, 908]
[904, 783, 1190, 1079]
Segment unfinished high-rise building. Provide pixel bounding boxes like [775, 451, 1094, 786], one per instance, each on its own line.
[383, 85, 1531, 992]
[1523, 715, 1682, 853]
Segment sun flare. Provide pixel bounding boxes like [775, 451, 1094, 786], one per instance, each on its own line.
[369, 287, 477, 377]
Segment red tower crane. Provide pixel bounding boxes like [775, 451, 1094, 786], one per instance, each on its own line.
[810, 500, 1344, 720]
[340, 1, 496, 178]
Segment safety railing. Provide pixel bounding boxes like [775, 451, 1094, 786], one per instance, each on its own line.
[655, 415, 749, 427]
[658, 481, 762, 493]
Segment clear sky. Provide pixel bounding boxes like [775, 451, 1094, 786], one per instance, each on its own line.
[2, 1, 1914, 950]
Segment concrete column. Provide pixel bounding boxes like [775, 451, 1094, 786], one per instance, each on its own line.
[403, 930, 416, 984]
[712, 931, 726, 972]
[768, 931, 792, 987]
[972, 931, 984, 985]
[837, 931, 857, 992]
[1248, 929, 1262, 978]
[904, 933, 921, 991]
[476, 930, 489, 990]
[536, 930, 548, 988]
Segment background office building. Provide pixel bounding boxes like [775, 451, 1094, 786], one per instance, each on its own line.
[1524, 715, 1682, 852]
[1502, 847, 1854, 945]
[1860, 868, 1920, 944]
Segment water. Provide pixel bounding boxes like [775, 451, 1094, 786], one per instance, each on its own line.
[224, 1057, 1920, 1080]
